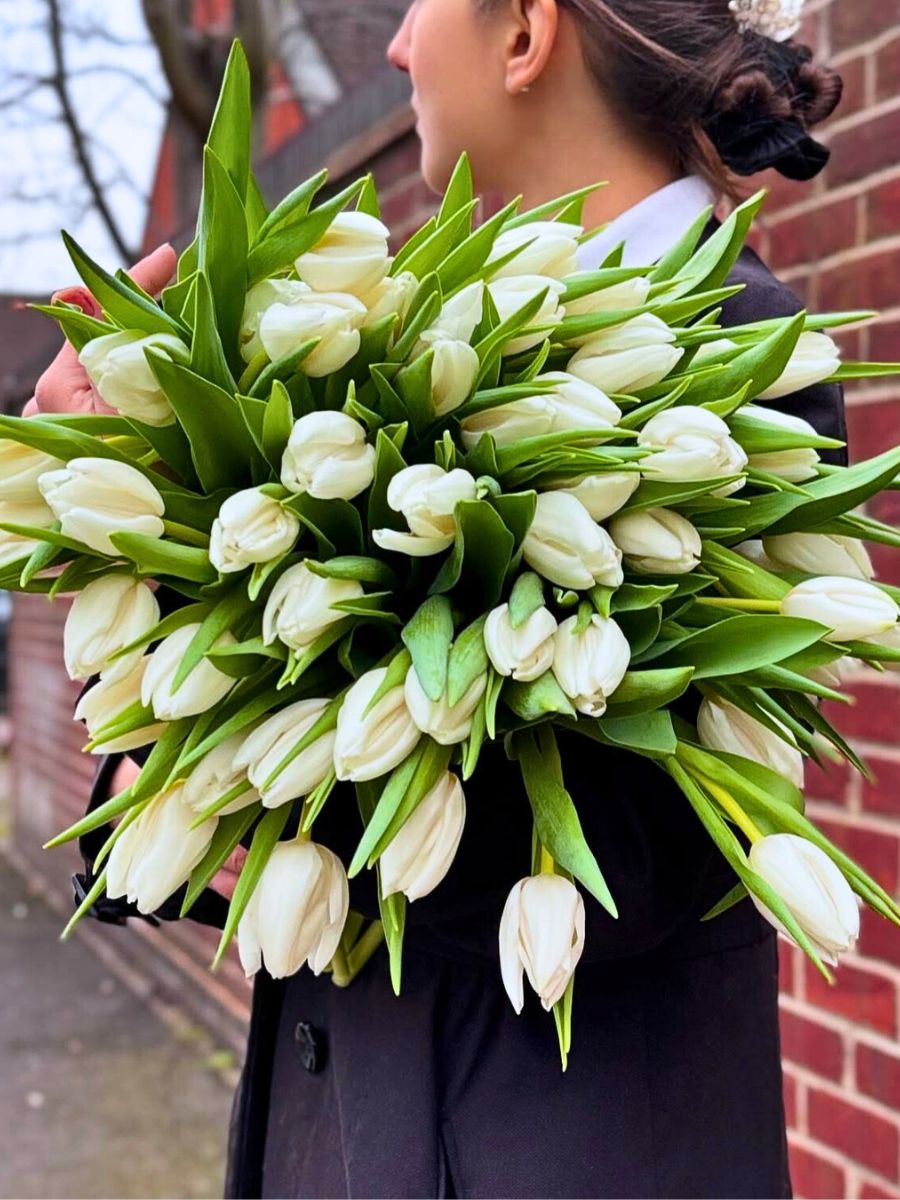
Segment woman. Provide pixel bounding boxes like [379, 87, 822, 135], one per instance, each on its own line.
[33, 1, 847, 1196]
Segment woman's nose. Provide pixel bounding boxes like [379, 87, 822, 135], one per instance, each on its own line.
[387, 5, 414, 72]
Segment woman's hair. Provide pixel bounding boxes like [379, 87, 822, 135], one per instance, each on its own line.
[477, 0, 843, 193]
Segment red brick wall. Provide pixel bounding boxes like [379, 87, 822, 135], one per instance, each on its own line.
[753, 2, 900, 1195]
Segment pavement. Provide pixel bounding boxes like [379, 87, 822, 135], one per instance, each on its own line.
[0, 859, 235, 1200]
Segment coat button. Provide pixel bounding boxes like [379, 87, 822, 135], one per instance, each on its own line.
[294, 1021, 325, 1073]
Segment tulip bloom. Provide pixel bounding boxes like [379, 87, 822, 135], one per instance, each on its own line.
[38, 457, 165, 556]
[74, 654, 166, 754]
[238, 840, 349, 979]
[740, 405, 821, 483]
[487, 220, 582, 280]
[0, 442, 62, 503]
[430, 280, 484, 343]
[758, 332, 841, 401]
[552, 613, 631, 717]
[262, 562, 362, 653]
[460, 372, 621, 449]
[781, 577, 899, 643]
[484, 603, 557, 682]
[79, 330, 187, 427]
[373, 464, 478, 557]
[638, 406, 748, 494]
[523, 491, 624, 590]
[380, 772, 466, 902]
[0, 498, 57, 567]
[749, 834, 859, 965]
[280, 411, 375, 501]
[258, 292, 367, 377]
[182, 732, 260, 816]
[234, 699, 336, 809]
[697, 695, 804, 789]
[415, 331, 480, 417]
[568, 313, 683, 393]
[359, 270, 418, 328]
[564, 276, 652, 333]
[403, 665, 486, 745]
[240, 278, 311, 361]
[609, 507, 702, 575]
[486, 275, 566, 355]
[333, 667, 420, 782]
[295, 211, 390, 297]
[542, 470, 640, 522]
[63, 574, 160, 681]
[141, 623, 236, 720]
[763, 534, 874, 582]
[499, 873, 586, 1013]
[209, 488, 300, 575]
[106, 783, 217, 915]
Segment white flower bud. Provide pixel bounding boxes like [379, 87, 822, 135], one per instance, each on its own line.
[234, 699, 335, 810]
[0, 498, 57, 567]
[460, 372, 620, 449]
[552, 612, 631, 717]
[262, 562, 362, 653]
[0, 442, 62, 503]
[486, 274, 566, 355]
[638, 406, 748, 495]
[238, 840, 349, 979]
[240, 278, 311, 362]
[484, 603, 557, 682]
[781, 577, 899, 643]
[567, 313, 683, 393]
[141, 622, 236, 720]
[280, 411, 375, 501]
[359, 269, 419, 328]
[209, 487, 300, 575]
[564, 276, 652, 337]
[499, 873, 585, 1013]
[380, 771, 466, 902]
[64, 574, 160, 681]
[758, 332, 842, 401]
[74, 653, 166, 754]
[295, 211, 391, 297]
[259, 291, 367, 377]
[403, 665, 485, 745]
[609, 507, 702, 575]
[523, 491, 623, 590]
[542, 471, 640, 521]
[430, 280, 485, 343]
[740, 405, 821, 483]
[697, 695, 804, 789]
[415, 332, 480, 417]
[373, 464, 478, 557]
[333, 667, 420, 783]
[38, 457, 165, 556]
[79, 331, 186, 427]
[487, 220, 582, 280]
[763, 534, 874, 581]
[182, 732, 260, 816]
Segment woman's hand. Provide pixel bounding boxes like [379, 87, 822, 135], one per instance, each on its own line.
[23, 244, 177, 418]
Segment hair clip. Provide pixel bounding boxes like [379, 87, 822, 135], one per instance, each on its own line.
[729, 0, 805, 42]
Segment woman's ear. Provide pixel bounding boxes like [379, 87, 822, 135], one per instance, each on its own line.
[504, 0, 560, 95]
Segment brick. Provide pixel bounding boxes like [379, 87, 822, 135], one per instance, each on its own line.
[805, 957, 898, 1037]
[859, 1180, 900, 1200]
[867, 318, 900, 364]
[780, 939, 803, 995]
[807, 1087, 899, 1178]
[832, 0, 900, 53]
[806, 757, 852, 806]
[827, 110, 900, 190]
[781, 1008, 846, 1079]
[815, 819, 900, 897]
[871, 543, 900, 588]
[819, 245, 900, 314]
[784, 1069, 799, 1128]
[868, 177, 900, 243]
[836, 53, 869, 120]
[767, 197, 859, 270]
[858, 1042, 900, 1109]
[877, 38, 900, 104]
[823, 677, 900, 742]
[858, 906, 900, 971]
[862, 755, 900, 818]
[788, 1140, 847, 1199]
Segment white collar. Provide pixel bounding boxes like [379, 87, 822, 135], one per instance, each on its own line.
[575, 175, 717, 270]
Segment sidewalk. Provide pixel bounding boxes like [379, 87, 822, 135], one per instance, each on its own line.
[0, 860, 235, 1200]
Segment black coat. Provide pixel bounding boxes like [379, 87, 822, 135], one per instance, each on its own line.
[85, 233, 848, 1200]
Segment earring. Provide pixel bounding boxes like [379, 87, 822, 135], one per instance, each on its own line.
[521, 84, 532, 93]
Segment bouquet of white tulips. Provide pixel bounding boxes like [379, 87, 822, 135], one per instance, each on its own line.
[8, 44, 900, 1064]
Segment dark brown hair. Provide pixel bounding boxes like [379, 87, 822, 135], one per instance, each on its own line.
[477, 0, 843, 194]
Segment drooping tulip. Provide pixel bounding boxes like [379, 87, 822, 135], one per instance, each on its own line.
[0, 442, 62, 503]
[484, 603, 557, 682]
[499, 873, 585, 1013]
[522, 491, 623, 590]
[609, 507, 702, 575]
[380, 772, 466, 902]
[79, 330, 187, 427]
[209, 488, 300, 574]
[697, 695, 805, 789]
[403, 665, 485, 745]
[141, 623, 236, 720]
[552, 613, 631, 717]
[541, 470, 640, 522]
[262, 562, 362, 653]
[372, 464, 478, 557]
[280, 411, 375, 501]
[781, 577, 899, 643]
[638, 406, 748, 495]
[763, 534, 874, 582]
[758, 332, 841, 401]
[258, 291, 367, 377]
[487, 220, 582, 280]
[295, 211, 391, 297]
[567, 313, 682, 393]
[182, 732, 260, 817]
[74, 653, 166, 754]
[234, 699, 336, 810]
[333, 667, 420, 782]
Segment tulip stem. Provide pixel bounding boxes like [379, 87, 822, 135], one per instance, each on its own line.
[162, 520, 210, 548]
[697, 598, 782, 613]
[695, 772, 765, 844]
[331, 920, 386, 987]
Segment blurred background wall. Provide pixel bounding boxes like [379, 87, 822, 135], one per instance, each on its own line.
[1, 0, 899, 1196]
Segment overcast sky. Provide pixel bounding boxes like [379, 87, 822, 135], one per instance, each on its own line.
[0, 0, 168, 296]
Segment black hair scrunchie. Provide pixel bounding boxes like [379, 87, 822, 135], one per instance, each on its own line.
[706, 110, 831, 181]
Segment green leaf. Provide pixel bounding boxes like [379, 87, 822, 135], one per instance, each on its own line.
[439, 197, 520, 295]
[213, 805, 291, 968]
[605, 666, 695, 716]
[262, 380, 294, 468]
[206, 40, 252, 200]
[647, 615, 828, 678]
[447, 616, 488, 707]
[429, 499, 514, 609]
[181, 805, 259, 917]
[367, 426, 408, 536]
[171, 583, 252, 691]
[402, 595, 454, 702]
[649, 204, 715, 282]
[508, 571, 545, 627]
[305, 555, 396, 587]
[189, 271, 237, 392]
[437, 153, 473, 227]
[283, 493, 363, 557]
[197, 145, 248, 374]
[29, 302, 115, 353]
[491, 490, 536, 553]
[401, 202, 478, 280]
[252, 169, 328, 246]
[110, 531, 217, 583]
[247, 338, 319, 399]
[247, 177, 366, 284]
[504, 672, 577, 721]
[349, 740, 430, 876]
[702, 880, 748, 922]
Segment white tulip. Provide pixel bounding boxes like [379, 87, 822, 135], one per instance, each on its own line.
[280, 411, 375, 501]
[403, 665, 485, 745]
[240, 278, 311, 362]
[182, 732, 260, 817]
[567, 313, 683, 393]
[734, 539, 781, 572]
[359, 269, 419, 329]
[0, 442, 62, 503]
[539, 371, 623, 431]
[106, 783, 217, 915]
[79, 330, 186, 427]
[638, 406, 748, 495]
[564, 276, 652, 335]
[234, 699, 336, 810]
[460, 396, 554, 449]
[499, 873, 585, 1013]
[697, 695, 804, 789]
[487, 275, 566, 355]
[749, 834, 860, 965]
[862, 623, 900, 672]
[552, 613, 631, 717]
[487, 220, 582, 280]
[609, 507, 702, 575]
[522, 491, 623, 590]
[63, 574, 160, 681]
[209, 488, 300, 575]
[0, 498, 56, 567]
[373, 464, 478, 557]
[692, 337, 739, 364]
[430, 280, 484, 343]
[484, 603, 557, 682]
[141, 622, 236, 720]
[380, 772, 466, 902]
[295, 211, 390, 297]
[740, 405, 821, 483]
[415, 331, 480, 417]
[262, 562, 362, 653]
[238, 840, 349, 979]
[460, 372, 620, 449]
[763, 534, 874, 581]
[333, 667, 420, 782]
[38, 457, 165, 556]
[259, 291, 367, 377]
[542, 471, 640, 521]
[758, 332, 841, 401]
[74, 653, 166, 754]
[781, 577, 899, 643]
